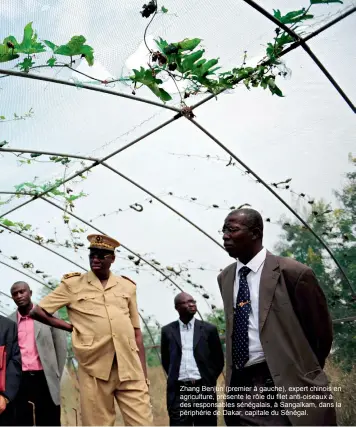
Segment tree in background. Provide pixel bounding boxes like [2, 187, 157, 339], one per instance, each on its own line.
[276, 155, 356, 370]
[141, 316, 162, 367]
[206, 308, 226, 354]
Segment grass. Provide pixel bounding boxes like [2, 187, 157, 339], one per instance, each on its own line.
[60, 359, 356, 426]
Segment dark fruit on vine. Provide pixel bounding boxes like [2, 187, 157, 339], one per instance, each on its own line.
[140, 1, 157, 18]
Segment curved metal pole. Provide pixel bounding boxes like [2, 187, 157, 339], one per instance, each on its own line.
[0, 116, 178, 220]
[1, 192, 209, 319]
[191, 6, 356, 111]
[1, 6, 354, 222]
[0, 259, 53, 290]
[189, 118, 355, 295]
[0, 232, 164, 363]
[0, 69, 181, 114]
[0, 148, 98, 162]
[102, 163, 224, 249]
[0, 223, 87, 271]
[0, 289, 12, 300]
[40, 196, 205, 320]
[0, 147, 224, 249]
[241, 0, 355, 113]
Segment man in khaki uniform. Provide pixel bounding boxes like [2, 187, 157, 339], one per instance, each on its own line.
[30, 234, 153, 426]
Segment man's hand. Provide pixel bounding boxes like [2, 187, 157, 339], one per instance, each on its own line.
[0, 395, 8, 414]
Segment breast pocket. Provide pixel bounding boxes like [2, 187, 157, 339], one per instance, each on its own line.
[76, 293, 98, 313]
[107, 291, 130, 312]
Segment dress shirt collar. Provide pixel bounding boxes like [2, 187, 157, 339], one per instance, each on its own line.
[178, 316, 195, 330]
[17, 304, 35, 321]
[236, 247, 267, 275]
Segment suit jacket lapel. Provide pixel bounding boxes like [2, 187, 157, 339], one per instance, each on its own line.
[34, 318, 41, 339]
[171, 321, 182, 348]
[9, 312, 17, 323]
[259, 252, 280, 333]
[193, 319, 202, 349]
[224, 263, 237, 316]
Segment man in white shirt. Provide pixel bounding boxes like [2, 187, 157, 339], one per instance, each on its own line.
[161, 293, 224, 426]
[218, 208, 336, 426]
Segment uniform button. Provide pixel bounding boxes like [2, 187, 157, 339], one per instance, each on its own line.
[112, 333, 116, 337]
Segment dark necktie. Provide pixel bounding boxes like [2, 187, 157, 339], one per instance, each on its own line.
[232, 266, 251, 370]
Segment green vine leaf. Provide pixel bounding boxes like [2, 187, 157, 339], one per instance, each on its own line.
[266, 77, 284, 97]
[181, 50, 204, 72]
[0, 218, 32, 231]
[131, 67, 172, 101]
[1, 219, 15, 227]
[0, 44, 19, 63]
[44, 36, 94, 66]
[155, 38, 169, 52]
[66, 192, 87, 202]
[0, 141, 9, 148]
[43, 40, 57, 51]
[273, 8, 314, 25]
[15, 182, 38, 192]
[18, 22, 46, 54]
[3, 23, 46, 55]
[47, 57, 57, 67]
[18, 57, 35, 72]
[177, 38, 202, 52]
[161, 6, 168, 13]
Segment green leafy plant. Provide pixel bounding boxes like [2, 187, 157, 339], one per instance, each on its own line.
[44, 36, 94, 66]
[0, 0, 342, 103]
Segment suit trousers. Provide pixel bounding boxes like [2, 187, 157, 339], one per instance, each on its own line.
[0, 402, 15, 426]
[225, 362, 291, 426]
[78, 358, 153, 426]
[14, 370, 61, 426]
[169, 380, 218, 426]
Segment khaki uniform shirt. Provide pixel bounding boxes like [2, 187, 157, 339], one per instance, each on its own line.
[39, 270, 143, 382]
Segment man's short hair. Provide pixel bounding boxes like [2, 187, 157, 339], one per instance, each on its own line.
[228, 208, 264, 237]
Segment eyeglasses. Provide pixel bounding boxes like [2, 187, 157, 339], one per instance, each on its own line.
[89, 253, 112, 260]
[176, 299, 197, 305]
[221, 225, 249, 235]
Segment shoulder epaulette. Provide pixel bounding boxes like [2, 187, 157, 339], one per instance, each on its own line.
[121, 275, 136, 286]
[63, 272, 82, 280]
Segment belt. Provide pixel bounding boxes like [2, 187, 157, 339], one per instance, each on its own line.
[232, 361, 274, 386]
[22, 370, 44, 376]
[178, 379, 202, 385]
[234, 361, 268, 373]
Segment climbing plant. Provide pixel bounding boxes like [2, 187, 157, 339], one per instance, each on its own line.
[0, 0, 342, 103]
[0, 0, 353, 345]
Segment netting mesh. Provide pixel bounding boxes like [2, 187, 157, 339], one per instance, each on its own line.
[1, 0, 355, 327]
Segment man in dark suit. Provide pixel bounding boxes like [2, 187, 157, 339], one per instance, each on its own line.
[218, 208, 337, 426]
[0, 316, 22, 426]
[161, 292, 224, 426]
